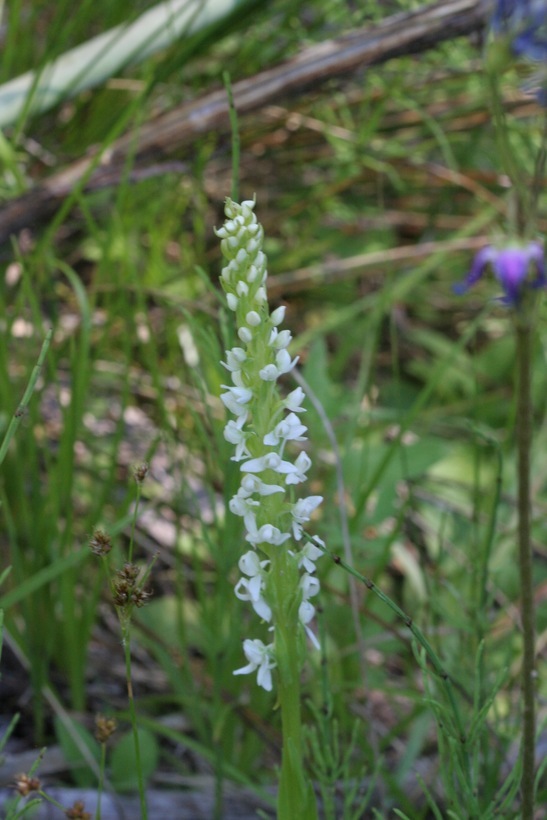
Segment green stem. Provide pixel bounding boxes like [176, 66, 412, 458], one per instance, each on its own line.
[514, 317, 536, 820]
[95, 742, 106, 820]
[223, 70, 240, 204]
[0, 328, 52, 468]
[272, 551, 318, 820]
[123, 625, 148, 820]
[485, 71, 528, 235]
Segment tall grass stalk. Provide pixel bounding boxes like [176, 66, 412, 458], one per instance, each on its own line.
[0, 328, 52, 467]
[514, 310, 536, 820]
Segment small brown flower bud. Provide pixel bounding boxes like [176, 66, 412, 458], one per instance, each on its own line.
[118, 563, 140, 582]
[65, 801, 91, 819]
[94, 714, 118, 744]
[134, 462, 149, 484]
[13, 773, 41, 796]
[131, 586, 152, 608]
[89, 529, 113, 557]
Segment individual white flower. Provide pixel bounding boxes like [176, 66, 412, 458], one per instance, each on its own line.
[275, 349, 299, 374]
[236, 281, 249, 297]
[240, 452, 298, 477]
[233, 638, 277, 691]
[238, 326, 253, 343]
[270, 305, 286, 326]
[263, 413, 308, 447]
[254, 287, 267, 304]
[234, 551, 272, 621]
[255, 250, 267, 272]
[219, 236, 236, 257]
[298, 574, 321, 650]
[234, 578, 273, 621]
[220, 385, 253, 416]
[229, 492, 260, 531]
[258, 364, 280, 382]
[239, 474, 285, 497]
[221, 347, 247, 373]
[235, 248, 247, 266]
[223, 416, 251, 461]
[290, 495, 323, 540]
[294, 539, 324, 572]
[300, 572, 320, 601]
[240, 198, 256, 214]
[284, 386, 307, 414]
[259, 350, 298, 382]
[246, 522, 291, 547]
[226, 293, 238, 311]
[239, 550, 269, 577]
[268, 328, 292, 349]
[246, 310, 261, 327]
[247, 264, 259, 283]
[285, 451, 312, 485]
[246, 237, 262, 254]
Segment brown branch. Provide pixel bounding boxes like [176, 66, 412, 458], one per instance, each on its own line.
[0, 0, 490, 245]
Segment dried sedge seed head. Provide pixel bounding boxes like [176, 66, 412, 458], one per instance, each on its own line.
[112, 580, 130, 608]
[13, 773, 41, 796]
[89, 529, 113, 557]
[65, 801, 91, 819]
[117, 562, 140, 582]
[131, 586, 152, 608]
[134, 462, 149, 484]
[112, 563, 152, 608]
[94, 714, 117, 744]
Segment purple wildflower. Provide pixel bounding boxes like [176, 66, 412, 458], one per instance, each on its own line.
[493, 1, 547, 57]
[454, 242, 546, 305]
[491, 0, 547, 101]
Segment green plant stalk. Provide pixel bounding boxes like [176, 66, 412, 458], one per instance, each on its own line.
[128, 482, 143, 565]
[514, 315, 536, 820]
[0, 328, 52, 468]
[271, 547, 317, 820]
[122, 624, 148, 820]
[223, 70, 240, 204]
[485, 71, 529, 235]
[95, 741, 107, 820]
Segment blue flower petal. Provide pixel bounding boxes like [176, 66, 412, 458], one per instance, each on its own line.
[491, 0, 547, 101]
[455, 242, 545, 306]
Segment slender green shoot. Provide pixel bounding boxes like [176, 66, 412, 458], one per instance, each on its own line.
[0, 329, 52, 468]
[223, 70, 240, 204]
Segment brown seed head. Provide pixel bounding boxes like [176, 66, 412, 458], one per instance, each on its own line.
[94, 714, 118, 744]
[131, 586, 152, 608]
[118, 562, 140, 582]
[89, 529, 113, 557]
[134, 462, 149, 484]
[65, 801, 91, 819]
[13, 773, 41, 796]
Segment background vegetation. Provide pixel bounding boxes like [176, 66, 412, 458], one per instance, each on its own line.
[0, 0, 546, 817]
